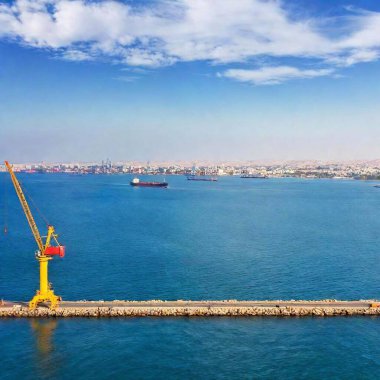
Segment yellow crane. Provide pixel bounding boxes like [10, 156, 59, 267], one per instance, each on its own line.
[5, 161, 65, 310]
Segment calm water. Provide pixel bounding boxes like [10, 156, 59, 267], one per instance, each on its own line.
[1, 174, 380, 378]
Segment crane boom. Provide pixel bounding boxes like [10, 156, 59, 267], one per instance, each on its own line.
[4, 161, 44, 253]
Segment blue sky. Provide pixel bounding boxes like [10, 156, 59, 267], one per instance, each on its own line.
[1, 0, 380, 162]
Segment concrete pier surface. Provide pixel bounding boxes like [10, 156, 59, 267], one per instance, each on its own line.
[1, 300, 380, 317]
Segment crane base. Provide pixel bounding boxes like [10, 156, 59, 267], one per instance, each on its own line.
[29, 290, 62, 310]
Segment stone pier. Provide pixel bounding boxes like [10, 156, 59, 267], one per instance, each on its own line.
[1, 300, 380, 318]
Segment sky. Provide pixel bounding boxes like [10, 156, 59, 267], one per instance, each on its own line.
[0, 0, 380, 163]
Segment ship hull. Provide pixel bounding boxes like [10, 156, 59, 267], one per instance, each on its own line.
[130, 182, 168, 187]
[187, 176, 218, 182]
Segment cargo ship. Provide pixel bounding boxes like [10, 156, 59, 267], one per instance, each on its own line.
[130, 178, 168, 188]
[187, 175, 218, 182]
[240, 174, 268, 179]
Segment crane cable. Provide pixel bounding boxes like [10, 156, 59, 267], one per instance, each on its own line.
[2, 167, 55, 256]
[2, 173, 8, 235]
[18, 180, 50, 228]
[3, 167, 56, 254]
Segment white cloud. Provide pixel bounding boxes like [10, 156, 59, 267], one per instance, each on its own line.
[219, 66, 334, 85]
[339, 10, 380, 50]
[326, 48, 379, 67]
[0, 0, 380, 84]
[61, 48, 92, 61]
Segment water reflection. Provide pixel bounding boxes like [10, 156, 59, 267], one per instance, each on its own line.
[30, 319, 59, 378]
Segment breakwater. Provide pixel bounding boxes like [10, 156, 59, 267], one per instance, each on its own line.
[1, 300, 380, 318]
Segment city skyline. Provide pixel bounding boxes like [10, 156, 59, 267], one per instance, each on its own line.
[3, 157, 380, 178]
[1, 0, 380, 162]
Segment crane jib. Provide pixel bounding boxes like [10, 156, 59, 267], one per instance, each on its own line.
[4, 161, 64, 257]
[5, 161, 45, 252]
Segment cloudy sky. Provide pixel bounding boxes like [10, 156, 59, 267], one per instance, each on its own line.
[1, 0, 380, 162]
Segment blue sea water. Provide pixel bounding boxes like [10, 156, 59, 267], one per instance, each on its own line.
[1, 174, 380, 378]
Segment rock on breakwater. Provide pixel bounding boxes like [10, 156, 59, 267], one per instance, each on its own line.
[1, 300, 380, 318]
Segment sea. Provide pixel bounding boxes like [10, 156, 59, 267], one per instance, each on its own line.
[1, 174, 380, 379]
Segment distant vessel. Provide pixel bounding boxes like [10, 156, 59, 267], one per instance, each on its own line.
[130, 178, 168, 188]
[374, 185, 380, 188]
[187, 175, 218, 182]
[240, 174, 268, 179]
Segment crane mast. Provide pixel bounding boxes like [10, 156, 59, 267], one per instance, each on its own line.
[4, 161, 65, 310]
